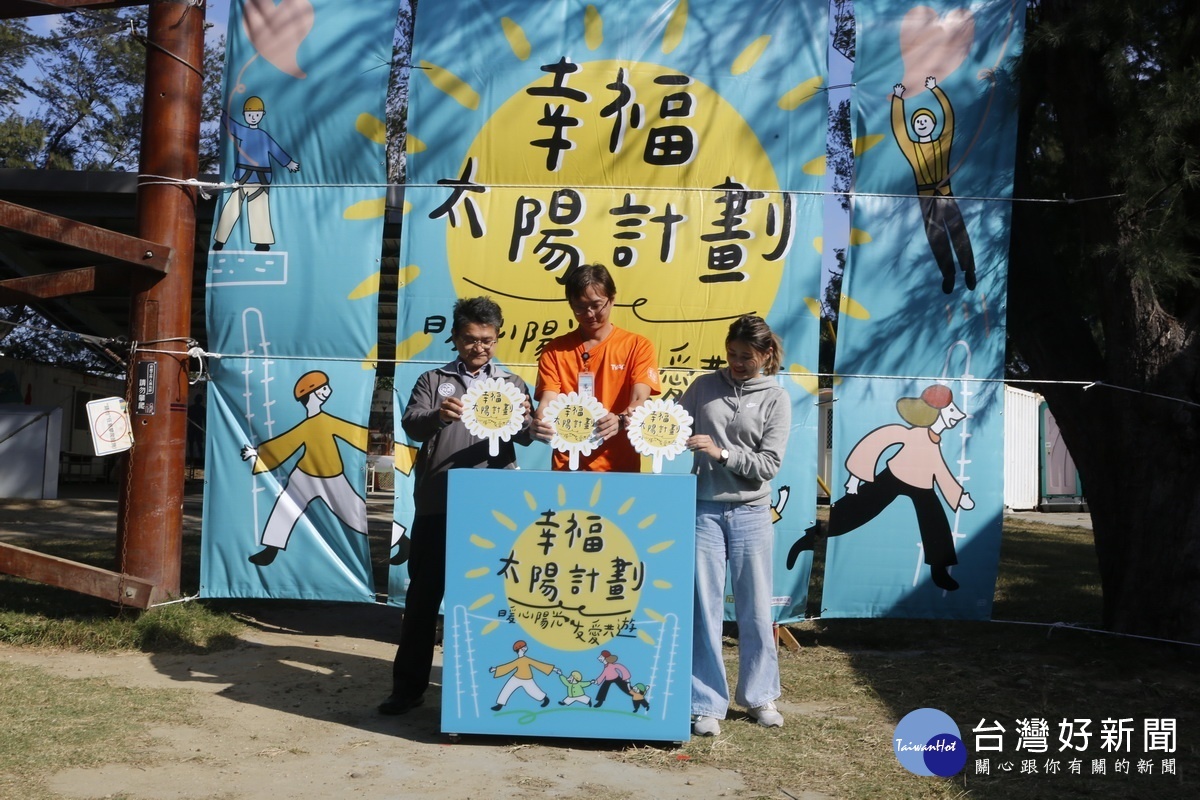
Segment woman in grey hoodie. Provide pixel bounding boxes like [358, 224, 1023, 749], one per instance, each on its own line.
[680, 315, 791, 737]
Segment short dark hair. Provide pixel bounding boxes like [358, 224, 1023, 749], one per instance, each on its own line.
[726, 315, 784, 376]
[563, 263, 616, 303]
[452, 296, 503, 334]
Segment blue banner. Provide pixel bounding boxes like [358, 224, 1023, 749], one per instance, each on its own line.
[392, 0, 828, 623]
[200, 0, 399, 600]
[817, 0, 1023, 618]
[441, 470, 694, 741]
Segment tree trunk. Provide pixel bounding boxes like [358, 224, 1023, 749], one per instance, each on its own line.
[1010, 0, 1200, 641]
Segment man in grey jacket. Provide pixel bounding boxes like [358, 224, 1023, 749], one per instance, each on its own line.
[380, 297, 533, 715]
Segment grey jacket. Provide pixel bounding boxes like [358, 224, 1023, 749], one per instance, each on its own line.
[402, 360, 532, 516]
[679, 369, 791, 505]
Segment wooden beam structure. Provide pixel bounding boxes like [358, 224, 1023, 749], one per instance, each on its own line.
[0, 199, 173, 273]
[0, 542, 154, 608]
[0, 266, 102, 303]
[0, 0, 146, 19]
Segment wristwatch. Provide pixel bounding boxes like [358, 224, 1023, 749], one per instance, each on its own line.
[719, 448, 729, 464]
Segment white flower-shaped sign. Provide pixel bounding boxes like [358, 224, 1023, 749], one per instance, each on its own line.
[542, 391, 608, 471]
[626, 398, 693, 474]
[460, 377, 527, 457]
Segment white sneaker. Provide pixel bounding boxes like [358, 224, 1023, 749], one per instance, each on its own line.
[691, 715, 721, 736]
[748, 701, 784, 728]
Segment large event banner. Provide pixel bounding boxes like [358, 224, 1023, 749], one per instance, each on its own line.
[200, 0, 400, 600]
[392, 0, 828, 623]
[818, 0, 1024, 618]
[441, 470, 695, 741]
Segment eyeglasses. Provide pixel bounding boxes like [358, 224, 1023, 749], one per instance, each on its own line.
[569, 297, 612, 317]
[457, 336, 497, 349]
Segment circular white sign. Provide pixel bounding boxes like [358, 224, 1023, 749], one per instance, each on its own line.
[459, 377, 528, 456]
[541, 391, 609, 471]
[626, 398, 693, 474]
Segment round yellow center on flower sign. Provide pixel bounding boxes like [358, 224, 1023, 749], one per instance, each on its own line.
[502, 508, 641, 651]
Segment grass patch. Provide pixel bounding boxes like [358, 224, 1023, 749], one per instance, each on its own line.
[0, 598, 245, 652]
[0, 661, 195, 800]
[624, 519, 1199, 799]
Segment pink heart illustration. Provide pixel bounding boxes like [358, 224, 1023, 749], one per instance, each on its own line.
[898, 6, 974, 96]
[243, 0, 314, 79]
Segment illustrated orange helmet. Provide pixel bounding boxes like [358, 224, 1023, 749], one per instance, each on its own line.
[293, 370, 329, 400]
[243, 95, 265, 113]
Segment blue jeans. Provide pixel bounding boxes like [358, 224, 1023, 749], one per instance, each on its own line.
[691, 501, 780, 718]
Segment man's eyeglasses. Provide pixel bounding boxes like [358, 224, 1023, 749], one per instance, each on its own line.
[457, 336, 497, 349]
[569, 297, 612, 317]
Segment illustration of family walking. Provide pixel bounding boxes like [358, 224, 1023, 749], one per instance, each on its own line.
[487, 642, 650, 713]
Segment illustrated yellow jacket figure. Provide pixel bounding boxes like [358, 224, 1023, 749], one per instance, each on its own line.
[241, 371, 369, 566]
[892, 84, 954, 196]
[250, 412, 369, 478]
[489, 640, 555, 710]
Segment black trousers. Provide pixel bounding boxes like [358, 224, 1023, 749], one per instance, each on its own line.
[390, 514, 446, 699]
[918, 194, 976, 282]
[827, 468, 958, 567]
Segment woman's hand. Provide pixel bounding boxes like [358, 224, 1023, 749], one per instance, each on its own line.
[686, 434, 724, 461]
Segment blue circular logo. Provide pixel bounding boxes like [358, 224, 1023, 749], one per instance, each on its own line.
[893, 708, 967, 777]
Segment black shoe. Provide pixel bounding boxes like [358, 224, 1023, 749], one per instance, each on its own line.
[931, 565, 960, 591]
[248, 545, 279, 566]
[378, 694, 424, 716]
[540, 696, 550, 708]
[490, 704, 503, 711]
[212, 241, 224, 251]
[558, 700, 566, 705]
[964, 267, 977, 291]
[941, 273, 955, 294]
[593, 701, 603, 708]
[255, 243, 270, 251]
[785, 524, 819, 570]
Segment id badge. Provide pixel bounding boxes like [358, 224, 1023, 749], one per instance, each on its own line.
[579, 370, 595, 398]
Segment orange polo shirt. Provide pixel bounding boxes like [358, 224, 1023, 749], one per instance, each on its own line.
[536, 326, 660, 472]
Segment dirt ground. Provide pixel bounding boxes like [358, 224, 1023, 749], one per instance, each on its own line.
[2, 603, 760, 800]
[0, 488, 764, 800]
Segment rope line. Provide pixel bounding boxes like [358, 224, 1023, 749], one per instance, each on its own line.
[136, 174, 1126, 207]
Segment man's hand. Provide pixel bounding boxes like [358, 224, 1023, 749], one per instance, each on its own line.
[893, 82, 905, 98]
[286, 160, 300, 172]
[924, 75, 937, 90]
[959, 492, 975, 511]
[438, 396, 464, 425]
[533, 416, 555, 442]
[595, 412, 620, 441]
[240, 445, 257, 462]
[845, 475, 862, 495]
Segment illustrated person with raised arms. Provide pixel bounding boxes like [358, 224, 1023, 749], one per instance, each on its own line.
[489, 640, 556, 711]
[534, 263, 660, 472]
[892, 76, 977, 294]
[681, 315, 791, 736]
[240, 371, 368, 566]
[379, 297, 533, 716]
[785, 384, 974, 591]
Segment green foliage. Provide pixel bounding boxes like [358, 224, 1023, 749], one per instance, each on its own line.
[1020, 1, 1200, 313]
[0, 19, 34, 107]
[28, 9, 148, 170]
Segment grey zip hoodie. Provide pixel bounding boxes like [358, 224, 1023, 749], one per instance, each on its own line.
[679, 368, 791, 505]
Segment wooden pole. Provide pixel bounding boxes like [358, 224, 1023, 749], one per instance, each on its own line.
[118, 0, 205, 603]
